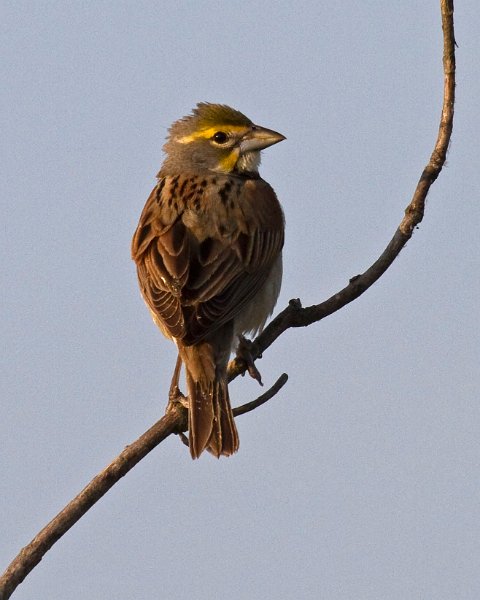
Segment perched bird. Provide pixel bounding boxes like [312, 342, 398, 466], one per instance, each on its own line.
[132, 103, 285, 459]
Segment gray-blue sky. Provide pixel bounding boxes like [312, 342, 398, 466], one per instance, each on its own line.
[2, 2, 479, 598]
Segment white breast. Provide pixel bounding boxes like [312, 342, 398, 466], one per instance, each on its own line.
[233, 254, 283, 345]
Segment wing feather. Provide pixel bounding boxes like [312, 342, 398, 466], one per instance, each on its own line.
[132, 174, 284, 345]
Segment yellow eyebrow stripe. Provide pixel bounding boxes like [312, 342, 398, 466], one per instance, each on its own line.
[177, 125, 247, 144]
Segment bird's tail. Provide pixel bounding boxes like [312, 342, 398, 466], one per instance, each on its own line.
[180, 343, 239, 459]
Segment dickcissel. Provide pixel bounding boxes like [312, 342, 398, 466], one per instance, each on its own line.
[132, 103, 285, 459]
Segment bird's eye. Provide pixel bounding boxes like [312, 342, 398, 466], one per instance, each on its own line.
[212, 131, 229, 144]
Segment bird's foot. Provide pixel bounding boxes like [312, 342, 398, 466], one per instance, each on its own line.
[166, 386, 189, 444]
[235, 335, 263, 386]
[168, 386, 189, 409]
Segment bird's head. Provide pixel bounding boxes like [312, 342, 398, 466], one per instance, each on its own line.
[161, 103, 285, 176]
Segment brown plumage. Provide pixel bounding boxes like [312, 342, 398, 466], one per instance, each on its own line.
[132, 103, 285, 458]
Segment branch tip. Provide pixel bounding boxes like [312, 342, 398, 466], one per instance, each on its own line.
[233, 373, 288, 417]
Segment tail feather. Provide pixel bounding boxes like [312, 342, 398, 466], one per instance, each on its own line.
[186, 375, 215, 458]
[206, 379, 239, 458]
[184, 359, 239, 459]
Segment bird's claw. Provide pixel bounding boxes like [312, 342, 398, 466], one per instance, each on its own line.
[235, 335, 263, 386]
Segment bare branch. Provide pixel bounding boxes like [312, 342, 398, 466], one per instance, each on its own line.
[228, 0, 456, 382]
[233, 373, 289, 417]
[0, 375, 290, 599]
[0, 408, 185, 599]
[0, 3, 456, 598]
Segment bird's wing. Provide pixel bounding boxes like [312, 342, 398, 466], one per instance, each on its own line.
[131, 174, 284, 344]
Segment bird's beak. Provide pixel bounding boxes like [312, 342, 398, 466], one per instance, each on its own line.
[240, 125, 286, 153]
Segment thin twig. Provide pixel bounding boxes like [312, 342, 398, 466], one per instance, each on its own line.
[177, 374, 288, 449]
[233, 373, 288, 417]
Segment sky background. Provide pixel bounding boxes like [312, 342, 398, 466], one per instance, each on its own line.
[2, 2, 479, 599]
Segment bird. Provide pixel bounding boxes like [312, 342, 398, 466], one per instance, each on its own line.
[131, 102, 285, 459]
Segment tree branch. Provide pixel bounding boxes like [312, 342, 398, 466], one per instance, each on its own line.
[228, 0, 456, 382]
[0, 3, 456, 598]
[0, 408, 184, 600]
[233, 373, 289, 417]
[0, 375, 289, 599]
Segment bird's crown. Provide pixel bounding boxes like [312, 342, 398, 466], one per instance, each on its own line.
[168, 103, 253, 143]
[188, 103, 252, 129]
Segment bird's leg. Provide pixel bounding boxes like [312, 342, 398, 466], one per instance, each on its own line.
[165, 355, 190, 450]
[234, 335, 263, 386]
[168, 354, 182, 398]
[168, 354, 188, 409]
